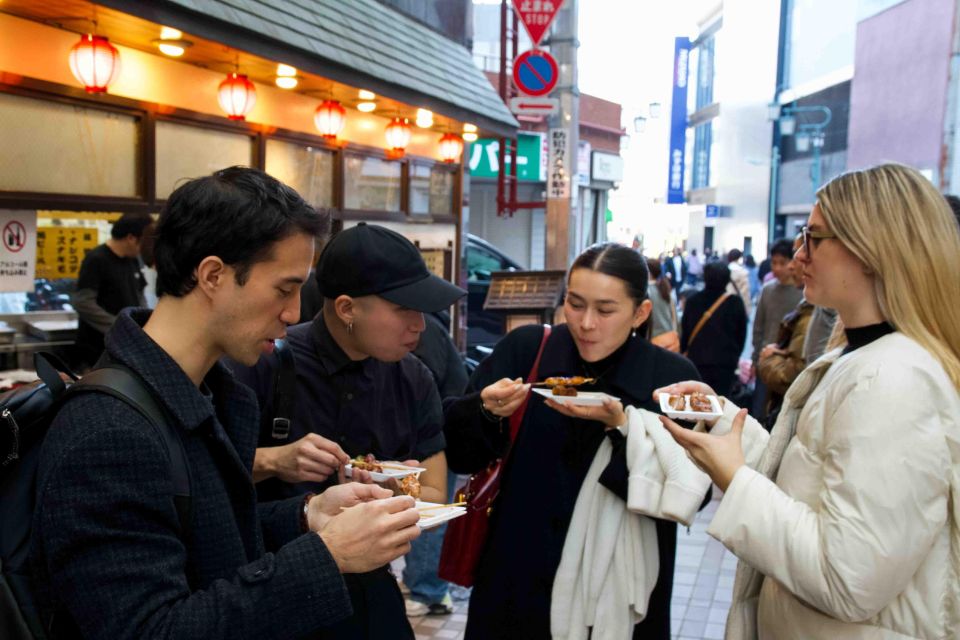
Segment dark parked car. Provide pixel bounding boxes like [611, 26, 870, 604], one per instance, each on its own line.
[466, 234, 523, 361]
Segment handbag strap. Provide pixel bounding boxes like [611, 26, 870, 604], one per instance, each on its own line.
[684, 292, 731, 355]
[507, 325, 552, 443]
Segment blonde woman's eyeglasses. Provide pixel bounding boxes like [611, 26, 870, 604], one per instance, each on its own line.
[801, 226, 837, 254]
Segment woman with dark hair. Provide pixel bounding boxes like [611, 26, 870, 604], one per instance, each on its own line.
[680, 261, 748, 397]
[444, 243, 700, 639]
[645, 257, 680, 351]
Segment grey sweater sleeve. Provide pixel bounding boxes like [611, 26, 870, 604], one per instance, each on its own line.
[71, 288, 117, 334]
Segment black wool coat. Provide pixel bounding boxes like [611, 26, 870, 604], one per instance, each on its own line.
[31, 309, 351, 639]
[443, 324, 701, 640]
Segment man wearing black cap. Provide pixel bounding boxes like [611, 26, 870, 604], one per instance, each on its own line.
[231, 223, 466, 639]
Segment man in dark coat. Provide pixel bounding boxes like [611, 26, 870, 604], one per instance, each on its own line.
[31, 167, 421, 639]
[662, 247, 687, 289]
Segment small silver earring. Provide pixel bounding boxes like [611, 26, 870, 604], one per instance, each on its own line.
[631, 327, 637, 338]
[347, 322, 353, 335]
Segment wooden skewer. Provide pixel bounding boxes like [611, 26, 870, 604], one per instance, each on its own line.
[351, 461, 423, 472]
[341, 501, 465, 512]
[531, 377, 596, 387]
[417, 502, 466, 511]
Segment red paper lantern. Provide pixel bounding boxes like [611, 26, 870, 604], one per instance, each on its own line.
[68, 34, 121, 94]
[218, 73, 256, 121]
[438, 133, 464, 163]
[385, 117, 412, 154]
[314, 100, 346, 139]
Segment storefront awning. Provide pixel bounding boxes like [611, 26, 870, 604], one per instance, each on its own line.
[101, 0, 519, 137]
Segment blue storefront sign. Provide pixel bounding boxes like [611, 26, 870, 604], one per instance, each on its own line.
[667, 37, 690, 204]
[705, 204, 719, 218]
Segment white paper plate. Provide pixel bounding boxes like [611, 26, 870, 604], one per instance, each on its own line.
[533, 387, 620, 406]
[659, 393, 723, 421]
[344, 463, 426, 483]
[416, 501, 467, 530]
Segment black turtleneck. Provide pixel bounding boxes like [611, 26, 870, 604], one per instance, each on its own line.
[580, 332, 636, 391]
[842, 321, 895, 355]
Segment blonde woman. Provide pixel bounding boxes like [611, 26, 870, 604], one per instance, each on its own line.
[657, 163, 960, 639]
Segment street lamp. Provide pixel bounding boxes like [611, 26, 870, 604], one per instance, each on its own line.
[633, 115, 647, 133]
[766, 102, 832, 244]
[776, 104, 832, 197]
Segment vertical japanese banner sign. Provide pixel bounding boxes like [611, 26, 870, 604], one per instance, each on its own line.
[36, 227, 99, 280]
[667, 37, 691, 204]
[548, 128, 570, 199]
[0, 210, 37, 292]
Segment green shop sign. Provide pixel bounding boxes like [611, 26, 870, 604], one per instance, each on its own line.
[467, 132, 546, 182]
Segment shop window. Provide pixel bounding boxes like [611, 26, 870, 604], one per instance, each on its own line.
[155, 120, 253, 199]
[344, 154, 401, 212]
[265, 139, 334, 209]
[410, 164, 454, 216]
[0, 92, 138, 197]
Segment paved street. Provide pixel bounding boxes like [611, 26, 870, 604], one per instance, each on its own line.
[405, 493, 736, 640]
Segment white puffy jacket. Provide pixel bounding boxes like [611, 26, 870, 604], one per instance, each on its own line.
[710, 333, 960, 639]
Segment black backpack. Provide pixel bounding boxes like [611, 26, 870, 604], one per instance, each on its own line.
[0, 353, 190, 639]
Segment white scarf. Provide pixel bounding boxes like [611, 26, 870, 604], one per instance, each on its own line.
[551, 407, 712, 639]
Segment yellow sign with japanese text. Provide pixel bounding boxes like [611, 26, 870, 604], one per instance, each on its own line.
[36, 227, 99, 279]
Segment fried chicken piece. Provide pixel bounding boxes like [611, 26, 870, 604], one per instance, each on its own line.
[351, 454, 383, 473]
[552, 385, 578, 397]
[668, 394, 686, 411]
[398, 475, 421, 499]
[689, 392, 713, 413]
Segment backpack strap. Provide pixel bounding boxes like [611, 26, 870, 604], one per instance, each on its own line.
[33, 352, 79, 399]
[67, 366, 191, 533]
[684, 293, 731, 356]
[269, 339, 296, 440]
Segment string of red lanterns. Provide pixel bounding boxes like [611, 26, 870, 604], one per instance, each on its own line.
[64, 35, 463, 161]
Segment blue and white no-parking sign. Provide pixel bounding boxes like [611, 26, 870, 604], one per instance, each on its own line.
[513, 49, 559, 97]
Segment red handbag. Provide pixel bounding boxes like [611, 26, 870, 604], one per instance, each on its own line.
[438, 325, 551, 587]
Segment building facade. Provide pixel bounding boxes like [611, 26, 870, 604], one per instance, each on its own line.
[0, 0, 517, 348]
[682, 0, 781, 260]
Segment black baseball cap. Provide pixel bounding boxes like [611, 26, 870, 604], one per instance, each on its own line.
[317, 223, 466, 312]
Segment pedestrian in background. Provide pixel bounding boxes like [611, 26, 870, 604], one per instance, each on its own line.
[71, 212, 152, 369]
[744, 254, 760, 303]
[403, 311, 469, 617]
[750, 239, 803, 419]
[725, 249, 752, 311]
[686, 248, 703, 285]
[681, 261, 748, 397]
[645, 257, 680, 352]
[757, 235, 812, 420]
[661, 163, 960, 640]
[663, 247, 686, 290]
